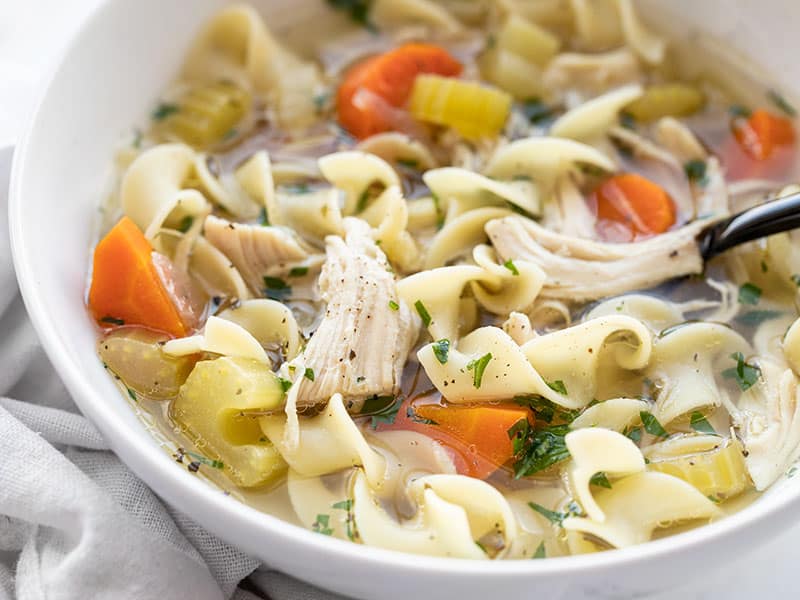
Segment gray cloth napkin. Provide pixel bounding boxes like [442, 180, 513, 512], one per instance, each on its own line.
[0, 150, 346, 600]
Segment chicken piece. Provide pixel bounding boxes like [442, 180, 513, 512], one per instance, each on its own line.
[486, 215, 705, 301]
[542, 49, 642, 96]
[292, 218, 419, 408]
[735, 359, 800, 490]
[203, 214, 311, 293]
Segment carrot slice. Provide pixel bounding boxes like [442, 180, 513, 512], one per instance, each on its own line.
[337, 43, 462, 139]
[592, 173, 676, 241]
[380, 400, 533, 479]
[733, 108, 796, 161]
[88, 217, 188, 337]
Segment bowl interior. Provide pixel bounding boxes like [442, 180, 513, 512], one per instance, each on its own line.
[10, 1, 800, 598]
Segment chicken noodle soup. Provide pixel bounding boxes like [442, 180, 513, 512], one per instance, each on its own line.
[88, 1, 800, 559]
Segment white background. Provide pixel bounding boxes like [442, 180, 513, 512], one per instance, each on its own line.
[1, 1, 799, 597]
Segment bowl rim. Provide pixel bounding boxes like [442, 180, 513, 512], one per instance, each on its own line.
[9, 0, 800, 584]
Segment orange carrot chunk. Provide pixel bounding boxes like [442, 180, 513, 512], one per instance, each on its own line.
[88, 217, 188, 337]
[337, 43, 462, 139]
[592, 173, 676, 240]
[413, 404, 534, 479]
[733, 108, 796, 161]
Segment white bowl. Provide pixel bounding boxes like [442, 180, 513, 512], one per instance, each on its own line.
[9, 1, 800, 598]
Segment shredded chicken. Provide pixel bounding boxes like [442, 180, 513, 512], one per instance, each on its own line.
[541, 175, 597, 239]
[735, 359, 800, 490]
[292, 218, 419, 409]
[486, 215, 705, 301]
[204, 215, 311, 293]
[542, 49, 643, 97]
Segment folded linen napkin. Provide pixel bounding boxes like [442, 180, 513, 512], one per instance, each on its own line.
[0, 147, 344, 600]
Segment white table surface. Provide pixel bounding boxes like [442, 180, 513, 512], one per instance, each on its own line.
[2, 1, 799, 597]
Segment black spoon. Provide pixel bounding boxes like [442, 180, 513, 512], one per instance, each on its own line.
[699, 190, 800, 260]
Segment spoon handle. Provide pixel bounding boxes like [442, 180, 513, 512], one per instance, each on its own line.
[698, 190, 800, 260]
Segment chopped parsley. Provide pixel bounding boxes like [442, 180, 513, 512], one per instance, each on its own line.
[507, 418, 530, 455]
[100, 316, 125, 326]
[513, 424, 571, 477]
[735, 310, 782, 327]
[640, 411, 669, 438]
[761, 260, 769, 273]
[312, 514, 334, 535]
[466, 352, 492, 388]
[432, 339, 450, 364]
[278, 377, 293, 394]
[689, 411, 716, 434]
[396, 158, 419, 169]
[186, 451, 224, 469]
[406, 406, 438, 425]
[590, 472, 612, 489]
[258, 206, 270, 226]
[738, 282, 762, 305]
[722, 352, 760, 391]
[360, 395, 401, 429]
[625, 426, 642, 443]
[332, 499, 356, 541]
[432, 193, 445, 230]
[522, 98, 555, 124]
[152, 102, 179, 120]
[546, 380, 568, 396]
[356, 188, 371, 213]
[792, 274, 800, 287]
[263, 276, 291, 301]
[729, 104, 752, 118]
[532, 541, 546, 559]
[388, 300, 400, 311]
[684, 159, 708, 184]
[414, 300, 432, 327]
[288, 266, 309, 278]
[527, 501, 582, 526]
[326, 0, 377, 32]
[312, 90, 332, 114]
[132, 129, 142, 149]
[767, 89, 797, 117]
[177, 215, 194, 233]
[515, 396, 579, 424]
[127, 387, 137, 402]
[503, 259, 520, 276]
[303, 368, 315, 382]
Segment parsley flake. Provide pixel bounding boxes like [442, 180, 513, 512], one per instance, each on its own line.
[722, 352, 760, 391]
[532, 541, 546, 559]
[152, 102, 179, 120]
[738, 282, 762, 305]
[792, 274, 800, 287]
[278, 378, 293, 394]
[396, 158, 418, 169]
[186, 451, 224, 469]
[522, 98, 555, 124]
[640, 411, 669, 438]
[625, 426, 642, 443]
[258, 206, 270, 226]
[414, 300, 432, 327]
[326, 0, 377, 32]
[466, 352, 492, 388]
[684, 159, 708, 184]
[729, 104, 752, 118]
[546, 380, 568, 396]
[407, 406, 438, 425]
[515, 396, 579, 424]
[768, 89, 797, 117]
[288, 266, 309, 278]
[360, 395, 401, 429]
[507, 418, 530, 455]
[432, 339, 450, 364]
[527, 501, 582, 526]
[263, 276, 291, 301]
[514, 424, 571, 477]
[312, 514, 334, 535]
[689, 411, 716, 434]
[388, 300, 400, 311]
[503, 259, 520, 276]
[590, 472, 612, 489]
[304, 368, 315, 382]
